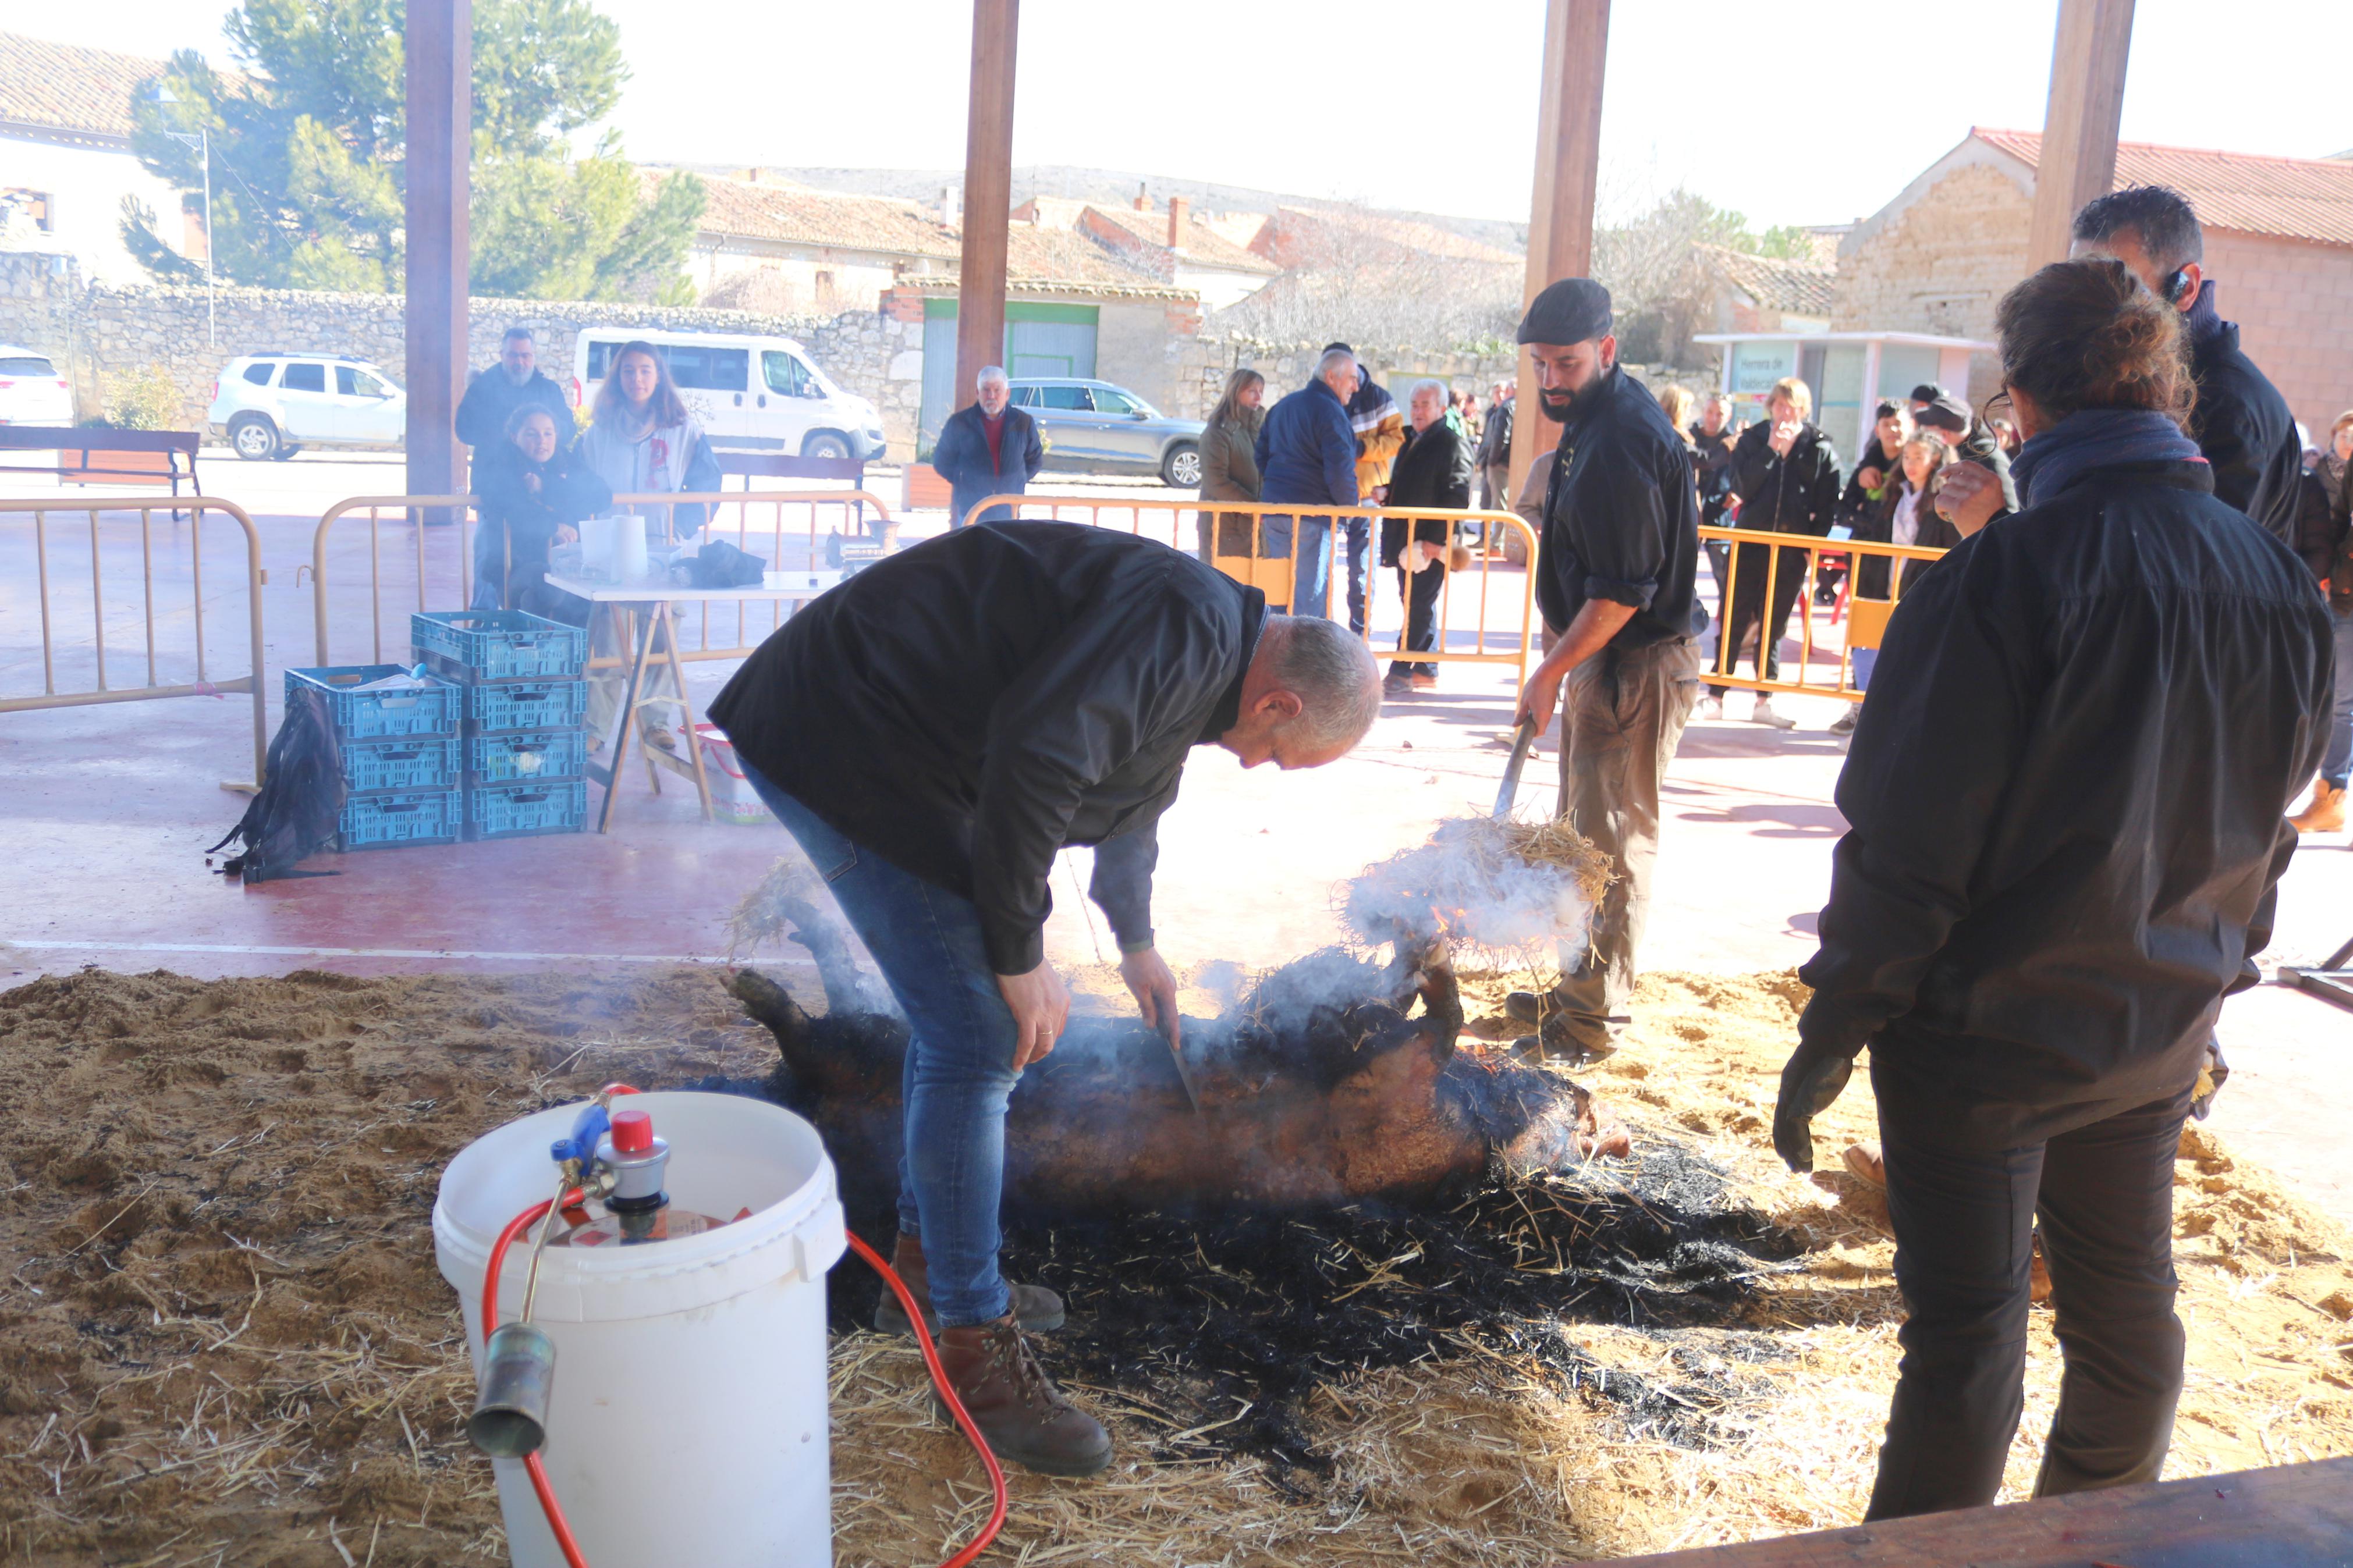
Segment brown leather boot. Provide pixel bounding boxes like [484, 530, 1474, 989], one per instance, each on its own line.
[935, 1313, 1111, 1477]
[873, 1230, 1066, 1336]
[2291, 780, 2346, 834]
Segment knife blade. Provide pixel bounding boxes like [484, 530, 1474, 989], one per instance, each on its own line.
[1493, 716, 1539, 818]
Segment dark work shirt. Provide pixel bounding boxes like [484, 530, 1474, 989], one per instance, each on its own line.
[1799, 459, 2332, 1146]
[708, 524, 1265, 975]
[1535, 366, 1702, 647]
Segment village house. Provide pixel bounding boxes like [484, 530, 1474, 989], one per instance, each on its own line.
[1011, 192, 1280, 312]
[1835, 127, 2353, 435]
[0, 31, 208, 284]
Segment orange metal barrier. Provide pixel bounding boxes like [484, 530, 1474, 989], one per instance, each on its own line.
[1697, 523, 1950, 701]
[0, 496, 268, 791]
[961, 493, 1543, 685]
[310, 490, 895, 667]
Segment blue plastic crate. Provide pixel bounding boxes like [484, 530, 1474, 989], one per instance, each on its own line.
[340, 734, 462, 794]
[467, 778, 588, 840]
[466, 678, 587, 735]
[337, 788, 462, 851]
[412, 609, 586, 683]
[286, 665, 461, 741]
[467, 728, 585, 785]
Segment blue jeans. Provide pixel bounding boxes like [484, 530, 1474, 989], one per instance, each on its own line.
[1851, 645, 1878, 693]
[1286, 514, 1333, 618]
[2324, 601, 2353, 788]
[743, 766, 1019, 1327]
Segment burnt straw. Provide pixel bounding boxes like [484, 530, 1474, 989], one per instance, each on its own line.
[803, 1119, 1805, 1474]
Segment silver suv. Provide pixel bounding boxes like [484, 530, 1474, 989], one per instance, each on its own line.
[207, 352, 407, 460]
[1009, 378, 1204, 487]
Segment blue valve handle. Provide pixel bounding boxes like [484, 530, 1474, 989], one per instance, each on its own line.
[548, 1103, 611, 1169]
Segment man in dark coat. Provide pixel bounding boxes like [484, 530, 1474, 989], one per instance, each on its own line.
[2072, 186, 2304, 545]
[1507, 278, 1705, 1064]
[708, 522, 1380, 1477]
[930, 366, 1044, 527]
[1382, 378, 1475, 689]
[1710, 379, 1841, 728]
[1475, 381, 1515, 513]
[1254, 349, 1362, 617]
[453, 327, 572, 451]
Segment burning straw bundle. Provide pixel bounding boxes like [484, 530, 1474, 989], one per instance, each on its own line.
[1340, 815, 1614, 968]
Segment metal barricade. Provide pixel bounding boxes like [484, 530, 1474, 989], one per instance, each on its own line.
[961, 493, 1543, 686]
[1697, 523, 1950, 701]
[0, 496, 268, 790]
[310, 490, 895, 667]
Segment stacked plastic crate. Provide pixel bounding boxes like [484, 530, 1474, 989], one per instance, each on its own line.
[411, 610, 590, 841]
[283, 664, 467, 849]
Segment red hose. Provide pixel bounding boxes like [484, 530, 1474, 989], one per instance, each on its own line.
[479, 1087, 1007, 1568]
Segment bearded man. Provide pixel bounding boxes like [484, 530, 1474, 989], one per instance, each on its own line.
[1506, 279, 1706, 1064]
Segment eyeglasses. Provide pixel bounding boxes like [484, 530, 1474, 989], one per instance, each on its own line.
[1982, 387, 2015, 424]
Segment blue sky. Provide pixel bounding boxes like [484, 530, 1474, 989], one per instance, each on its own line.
[30, 1, 2349, 229]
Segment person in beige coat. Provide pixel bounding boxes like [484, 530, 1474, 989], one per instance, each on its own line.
[1196, 368, 1266, 562]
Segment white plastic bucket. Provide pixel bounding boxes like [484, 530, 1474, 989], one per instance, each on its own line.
[433, 1091, 846, 1568]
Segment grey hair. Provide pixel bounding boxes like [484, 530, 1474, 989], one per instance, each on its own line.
[502, 326, 534, 344]
[1409, 378, 1449, 407]
[976, 364, 1010, 388]
[1316, 347, 1358, 382]
[1263, 614, 1382, 752]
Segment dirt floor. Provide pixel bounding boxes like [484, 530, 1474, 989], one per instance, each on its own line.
[1, 962, 2348, 1567]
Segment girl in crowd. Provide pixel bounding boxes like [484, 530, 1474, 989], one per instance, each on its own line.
[1196, 367, 1265, 564]
[471, 404, 611, 619]
[579, 342, 722, 755]
[1830, 431, 1957, 734]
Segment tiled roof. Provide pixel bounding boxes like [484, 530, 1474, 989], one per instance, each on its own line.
[1697, 244, 1836, 317]
[1268, 205, 1522, 266]
[1000, 225, 1181, 290]
[0, 31, 166, 143]
[1081, 203, 1282, 274]
[693, 175, 961, 259]
[1975, 127, 2353, 248]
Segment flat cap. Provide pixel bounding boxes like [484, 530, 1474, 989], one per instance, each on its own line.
[1914, 394, 1972, 435]
[1517, 278, 1613, 346]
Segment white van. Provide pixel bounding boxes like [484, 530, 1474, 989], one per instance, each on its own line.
[570, 330, 885, 461]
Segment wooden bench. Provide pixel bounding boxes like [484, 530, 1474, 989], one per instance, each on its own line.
[1604, 1455, 2353, 1567]
[0, 428, 203, 496]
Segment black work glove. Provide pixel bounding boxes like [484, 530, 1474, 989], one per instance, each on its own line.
[1772, 1037, 1855, 1173]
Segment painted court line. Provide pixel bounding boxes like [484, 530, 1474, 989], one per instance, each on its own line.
[7, 939, 727, 964]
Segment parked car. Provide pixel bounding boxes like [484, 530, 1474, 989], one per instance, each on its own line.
[0, 346, 73, 427]
[207, 353, 406, 460]
[571, 329, 885, 461]
[1009, 378, 1204, 487]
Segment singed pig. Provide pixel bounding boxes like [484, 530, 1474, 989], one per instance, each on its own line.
[729, 925, 1627, 1213]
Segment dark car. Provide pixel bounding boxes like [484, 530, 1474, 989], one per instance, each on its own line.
[1009, 378, 1205, 487]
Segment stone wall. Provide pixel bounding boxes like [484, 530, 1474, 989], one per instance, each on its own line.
[0, 250, 929, 453]
[1832, 163, 2028, 403]
[1167, 334, 1522, 420]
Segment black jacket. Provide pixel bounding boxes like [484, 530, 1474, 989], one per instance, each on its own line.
[1726, 419, 1842, 538]
[1534, 367, 1703, 648]
[1690, 423, 1738, 525]
[1475, 399, 1514, 465]
[932, 403, 1044, 527]
[1833, 436, 1907, 538]
[2185, 283, 2303, 546]
[471, 439, 612, 610]
[1800, 458, 2333, 1146]
[1381, 418, 1473, 564]
[708, 524, 1266, 976]
[455, 367, 572, 450]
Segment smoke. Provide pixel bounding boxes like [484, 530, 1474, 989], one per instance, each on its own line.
[1339, 816, 1606, 963]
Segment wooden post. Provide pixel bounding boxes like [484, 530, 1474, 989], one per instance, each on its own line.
[406, 0, 471, 510]
[955, 0, 1018, 413]
[2024, 0, 2135, 269]
[1509, 0, 1610, 507]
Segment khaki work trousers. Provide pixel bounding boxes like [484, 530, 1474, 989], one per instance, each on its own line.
[1553, 637, 1702, 1047]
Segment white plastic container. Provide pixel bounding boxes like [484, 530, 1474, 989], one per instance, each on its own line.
[434, 1091, 845, 1568]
